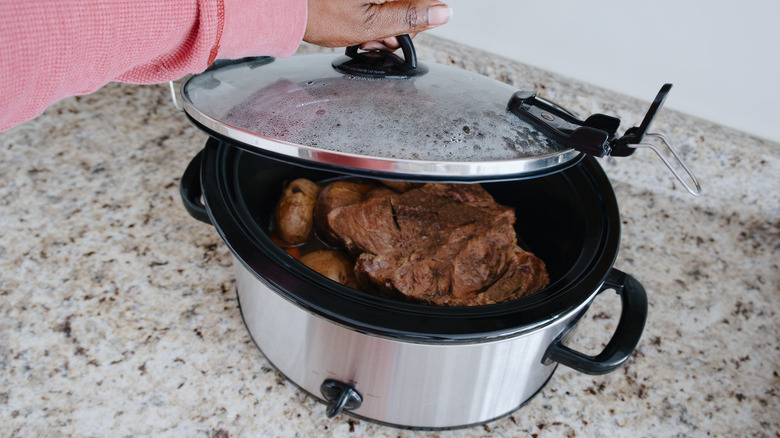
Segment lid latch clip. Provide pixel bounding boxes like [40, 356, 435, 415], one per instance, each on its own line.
[507, 90, 620, 157]
[508, 84, 701, 196]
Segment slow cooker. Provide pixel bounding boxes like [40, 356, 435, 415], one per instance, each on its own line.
[175, 36, 700, 429]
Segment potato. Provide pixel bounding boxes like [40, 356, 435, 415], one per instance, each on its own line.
[379, 180, 423, 193]
[299, 250, 358, 288]
[364, 186, 397, 200]
[273, 178, 321, 245]
[314, 181, 364, 245]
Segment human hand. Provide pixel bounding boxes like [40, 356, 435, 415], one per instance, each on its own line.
[304, 0, 452, 49]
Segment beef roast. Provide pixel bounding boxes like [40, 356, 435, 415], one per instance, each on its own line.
[327, 183, 549, 306]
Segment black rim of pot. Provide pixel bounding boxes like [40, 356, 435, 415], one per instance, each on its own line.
[199, 138, 621, 342]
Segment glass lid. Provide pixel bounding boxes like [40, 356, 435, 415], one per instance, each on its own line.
[181, 43, 581, 180]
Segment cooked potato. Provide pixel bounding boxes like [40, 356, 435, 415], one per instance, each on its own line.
[273, 178, 321, 245]
[380, 180, 423, 193]
[314, 181, 364, 245]
[299, 250, 358, 288]
[364, 186, 397, 200]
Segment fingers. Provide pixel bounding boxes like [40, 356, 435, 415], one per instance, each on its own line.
[365, 1, 452, 36]
[359, 32, 424, 52]
[359, 40, 394, 51]
[304, 0, 451, 48]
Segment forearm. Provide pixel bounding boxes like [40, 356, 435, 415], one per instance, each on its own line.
[0, 0, 306, 131]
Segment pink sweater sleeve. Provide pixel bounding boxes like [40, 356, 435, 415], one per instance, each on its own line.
[0, 0, 307, 131]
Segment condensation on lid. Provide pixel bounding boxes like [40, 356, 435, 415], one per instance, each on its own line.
[182, 54, 567, 165]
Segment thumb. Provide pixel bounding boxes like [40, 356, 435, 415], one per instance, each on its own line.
[367, 1, 452, 36]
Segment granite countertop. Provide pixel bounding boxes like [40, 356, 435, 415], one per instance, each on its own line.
[1, 35, 778, 437]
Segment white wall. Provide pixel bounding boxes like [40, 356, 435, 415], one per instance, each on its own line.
[429, 0, 780, 143]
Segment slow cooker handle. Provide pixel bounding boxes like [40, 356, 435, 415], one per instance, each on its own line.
[179, 149, 212, 225]
[544, 268, 647, 375]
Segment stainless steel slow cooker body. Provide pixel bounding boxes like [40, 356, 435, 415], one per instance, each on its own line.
[234, 260, 582, 428]
[179, 139, 648, 429]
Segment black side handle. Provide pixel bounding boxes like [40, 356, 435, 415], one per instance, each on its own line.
[544, 268, 648, 375]
[179, 149, 212, 225]
[332, 34, 428, 78]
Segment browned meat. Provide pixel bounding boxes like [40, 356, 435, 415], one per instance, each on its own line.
[327, 183, 549, 306]
[314, 181, 364, 246]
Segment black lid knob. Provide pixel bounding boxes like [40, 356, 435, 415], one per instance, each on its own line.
[332, 34, 428, 79]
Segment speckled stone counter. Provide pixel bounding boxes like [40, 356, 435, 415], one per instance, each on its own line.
[1, 35, 778, 437]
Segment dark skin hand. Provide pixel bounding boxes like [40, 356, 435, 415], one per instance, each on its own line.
[304, 0, 452, 50]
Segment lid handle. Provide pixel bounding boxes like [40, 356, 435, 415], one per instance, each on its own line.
[507, 84, 701, 196]
[332, 34, 428, 78]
